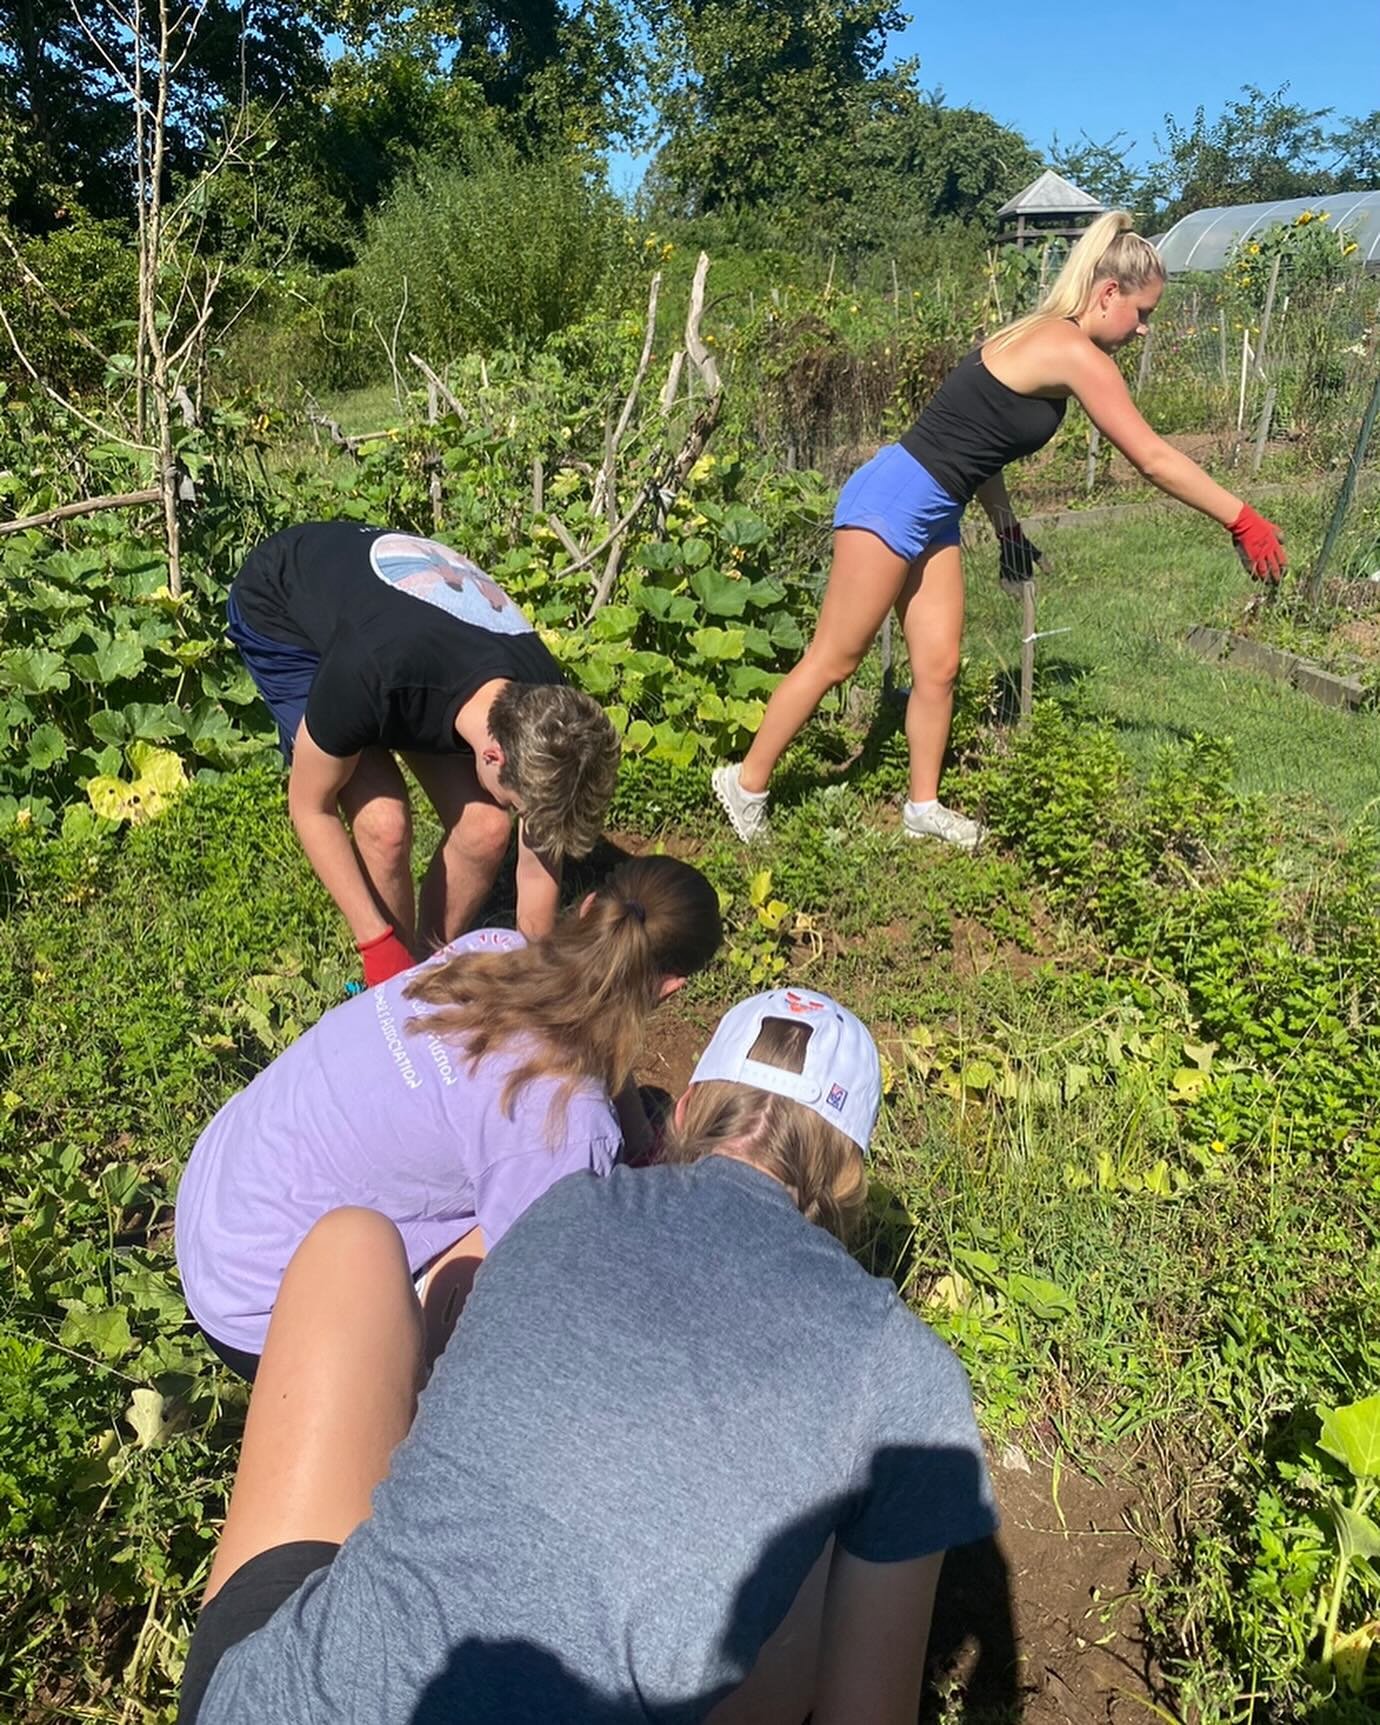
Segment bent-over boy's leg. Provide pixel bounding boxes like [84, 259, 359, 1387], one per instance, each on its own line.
[202, 1207, 424, 1604]
[402, 752, 512, 950]
[336, 748, 417, 945]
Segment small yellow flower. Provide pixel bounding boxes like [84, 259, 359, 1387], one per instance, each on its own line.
[1319, 210, 1330, 221]
[1210, 1138, 1226, 1154]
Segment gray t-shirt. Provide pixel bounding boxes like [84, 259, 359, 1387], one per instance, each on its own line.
[199, 1156, 997, 1724]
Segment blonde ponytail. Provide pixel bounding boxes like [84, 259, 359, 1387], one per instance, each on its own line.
[987, 210, 1164, 353]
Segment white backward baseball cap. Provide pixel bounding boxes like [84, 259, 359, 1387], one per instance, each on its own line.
[689, 987, 882, 1156]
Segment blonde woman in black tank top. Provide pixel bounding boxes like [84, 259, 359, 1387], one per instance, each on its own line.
[713, 212, 1286, 852]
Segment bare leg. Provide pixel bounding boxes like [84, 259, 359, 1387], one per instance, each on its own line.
[738, 530, 910, 793]
[402, 753, 513, 949]
[203, 1207, 424, 1603]
[894, 543, 965, 804]
[337, 749, 416, 944]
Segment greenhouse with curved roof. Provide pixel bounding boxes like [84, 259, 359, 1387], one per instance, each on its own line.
[1154, 191, 1380, 273]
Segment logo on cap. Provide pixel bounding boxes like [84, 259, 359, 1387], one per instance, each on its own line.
[826, 1083, 848, 1110]
[785, 991, 826, 1015]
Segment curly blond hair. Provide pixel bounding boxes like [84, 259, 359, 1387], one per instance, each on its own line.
[488, 682, 620, 859]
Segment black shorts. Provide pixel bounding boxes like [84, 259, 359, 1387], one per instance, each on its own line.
[197, 1324, 261, 1383]
[179, 1540, 339, 1724]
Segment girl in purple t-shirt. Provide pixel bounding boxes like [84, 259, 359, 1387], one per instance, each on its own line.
[174, 856, 722, 1377]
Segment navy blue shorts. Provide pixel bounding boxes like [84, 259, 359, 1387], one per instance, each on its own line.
[833, 443, 964, 562]
[226, 588, 319, 762]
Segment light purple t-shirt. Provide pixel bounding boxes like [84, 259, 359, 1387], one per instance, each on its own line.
[175, 929, 622, 1353]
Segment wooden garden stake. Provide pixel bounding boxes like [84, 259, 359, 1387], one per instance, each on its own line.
[1085, 426, 1101, 494]
[1135, 323, 1155, 394]
[1256, 253, 1283, 377]
[426, 379, 443, 530]
[1250, 384, 1278, 476]
[1020, 582, 1036, 721]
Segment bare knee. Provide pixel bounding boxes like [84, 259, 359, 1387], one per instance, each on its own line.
[300, 1206, 406, 1263]
[446, 802, 512, 867]
[801, 639, 867, 691]
[909, 646, 961, 695]
[348, 798, 412, 868]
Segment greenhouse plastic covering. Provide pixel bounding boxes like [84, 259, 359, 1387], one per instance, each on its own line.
[1155, 192, 1380, 273]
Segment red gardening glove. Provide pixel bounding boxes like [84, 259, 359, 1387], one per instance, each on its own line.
[357, 928, 415, 988]
[1229, 505, 1287, 582]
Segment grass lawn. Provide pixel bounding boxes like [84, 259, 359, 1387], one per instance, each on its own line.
[964, 496, 1380, 824]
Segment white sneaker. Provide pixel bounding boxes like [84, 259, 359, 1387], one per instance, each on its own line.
[712, 765, 771, 844]
[902, 801, 986, 852]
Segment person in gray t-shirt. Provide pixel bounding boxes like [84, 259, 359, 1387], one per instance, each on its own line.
[180, 987, 997, 1725]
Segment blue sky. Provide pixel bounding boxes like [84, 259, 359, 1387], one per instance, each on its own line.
[611, 0, 1379, 195]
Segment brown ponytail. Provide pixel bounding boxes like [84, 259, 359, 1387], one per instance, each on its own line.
[403, 856, 723, 1135]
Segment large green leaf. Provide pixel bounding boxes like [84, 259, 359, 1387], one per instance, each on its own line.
[770, 613, 806, 651]
[88, 709, 131, 746]
[1320, 1396, 1380, 1479]
[1335, 1504, 1380, 1560]
[722, 507, 769, 547]
[633, 542, 682, 574]
[59, 1303, 134, 1362]
[690, 568, 748, 618]
[590, 604, 640, 642]
[26, 723, 69, 772]
[2, 647, 70, 694]
[689, 627, 745, 662]
[71, 635, 145, 686]
[124, 701, 187, 740]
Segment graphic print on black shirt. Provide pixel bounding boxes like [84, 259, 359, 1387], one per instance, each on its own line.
[230, 524, 564, 759]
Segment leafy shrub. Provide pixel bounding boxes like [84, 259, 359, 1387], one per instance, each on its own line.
[355, 154, 637, 360]
[6, 219, 137, 395]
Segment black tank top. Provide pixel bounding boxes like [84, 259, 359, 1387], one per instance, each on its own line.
[900, 348, 1068, 504]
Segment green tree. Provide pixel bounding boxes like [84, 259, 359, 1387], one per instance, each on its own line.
[1149, 83, 1335, 225]
[0, 0, 327, 231]
[1330, 110, 1380, 189]
[1048, 131, 1149, 215]
[326, 0, 644, 155]
[653, 0, 907, 216]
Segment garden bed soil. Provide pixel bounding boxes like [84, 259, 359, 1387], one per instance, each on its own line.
[929, 1450, 1168, 1725]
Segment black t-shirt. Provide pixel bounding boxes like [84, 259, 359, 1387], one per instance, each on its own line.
[899, 348, 1068, 505]
[231, 523, 563, 758]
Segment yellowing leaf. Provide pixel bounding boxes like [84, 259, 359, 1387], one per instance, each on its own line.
[1332, 1620, 1380, 1693]
[125, 1387, 171, 1449]
[126, 743, 186, 795]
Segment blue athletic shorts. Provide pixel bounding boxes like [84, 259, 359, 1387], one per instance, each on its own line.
[226, 588, 319, 762]
[833, 443, 964, 562]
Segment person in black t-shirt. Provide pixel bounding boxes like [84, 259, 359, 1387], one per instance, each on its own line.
[227, 524, 620, 985]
